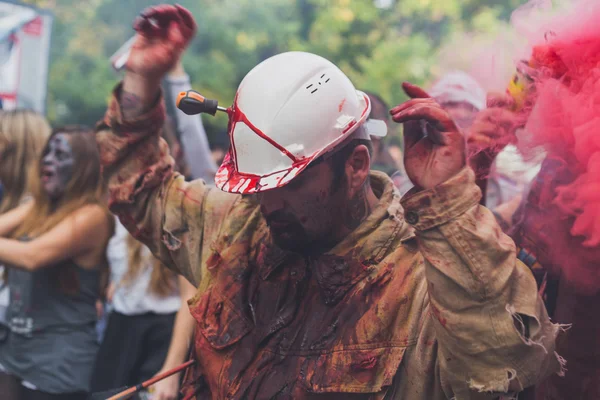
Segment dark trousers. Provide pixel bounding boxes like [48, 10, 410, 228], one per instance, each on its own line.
[90, 311, 176, 393]
[0, 372, 86, 400]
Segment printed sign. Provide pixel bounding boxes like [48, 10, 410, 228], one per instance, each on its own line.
[0, 0, 53, 113]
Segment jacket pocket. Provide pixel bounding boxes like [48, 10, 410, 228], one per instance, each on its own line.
[301, 346, 406, 393]
[191, 287, 252, 350]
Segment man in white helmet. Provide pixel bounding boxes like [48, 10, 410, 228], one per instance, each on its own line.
[96, 5, 561, 399]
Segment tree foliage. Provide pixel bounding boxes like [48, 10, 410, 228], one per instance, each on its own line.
[21, 0, 527, 140]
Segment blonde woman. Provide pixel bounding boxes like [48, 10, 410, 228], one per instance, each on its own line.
[0, 126, 113, 400]
[0, 110, 51, 371]
[0, 110, 51, 213]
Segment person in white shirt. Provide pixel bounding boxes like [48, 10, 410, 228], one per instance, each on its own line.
[91, 219, 196, 400]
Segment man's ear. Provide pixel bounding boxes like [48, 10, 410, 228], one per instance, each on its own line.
[345, 144, 371, 197]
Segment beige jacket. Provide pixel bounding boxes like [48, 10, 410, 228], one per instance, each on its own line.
[96, 85, 561, 399]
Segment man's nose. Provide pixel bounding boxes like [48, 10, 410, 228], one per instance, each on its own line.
[258, 191, 285, 215]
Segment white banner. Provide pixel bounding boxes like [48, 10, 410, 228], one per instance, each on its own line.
[0, 0, 53, 113]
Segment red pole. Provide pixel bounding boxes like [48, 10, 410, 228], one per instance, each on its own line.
[106, 359, 196, 400]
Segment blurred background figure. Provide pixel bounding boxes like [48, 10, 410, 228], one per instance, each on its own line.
[0, 110, 51, 213]
[0, 126, 112, 400]
[90, 59, 206, 400]
[364, 91, 401, 176]
[429, 71, 540, 213]
[166, 61, 217, 184]
[0, 109, 51, 363]
[363, 91, 410, 195]
[429, 71, 486, 131]
[90, 221, 196, 400]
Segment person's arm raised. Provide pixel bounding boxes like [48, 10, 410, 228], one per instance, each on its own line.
[391, 83, 561, 397]
[96, 5, 237, 286]
[121, 5, 196, 119]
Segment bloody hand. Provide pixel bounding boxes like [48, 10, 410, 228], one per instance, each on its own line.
[127, 4, 196, 82]
[390, 83, 466, 190]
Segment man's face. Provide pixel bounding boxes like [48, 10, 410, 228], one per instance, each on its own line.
[258, 160, 347, 253]
[441, 101, 479, 131]
[41, 133, 75, 200]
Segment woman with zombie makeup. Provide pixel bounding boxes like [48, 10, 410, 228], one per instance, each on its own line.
[0, 126, 113, 400]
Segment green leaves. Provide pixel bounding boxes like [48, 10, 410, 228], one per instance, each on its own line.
[31, 0, 524, 141]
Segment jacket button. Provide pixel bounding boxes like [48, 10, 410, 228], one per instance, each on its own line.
[405, 211, 419, 224]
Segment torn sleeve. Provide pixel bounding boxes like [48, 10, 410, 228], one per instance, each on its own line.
[400, 167, 562, 399]
[95, 82, 237, 286]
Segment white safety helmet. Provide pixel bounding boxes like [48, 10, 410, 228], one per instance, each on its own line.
[215, 51, 384, 194]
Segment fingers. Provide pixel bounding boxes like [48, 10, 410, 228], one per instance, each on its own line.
[176, 4, 197, 33]
[391, 101, 456, 133]
[401, 120, 425, 149]
[168, 5, 197, 45]
[133, 14, 155, 36]
[141, 5, 182, 26]
[134, 6, 174, 38]
[390, 98, 436, 115]
[390, 85, 457, 148]
[134, 4, 196, 42]
[402, 82, 431, 99]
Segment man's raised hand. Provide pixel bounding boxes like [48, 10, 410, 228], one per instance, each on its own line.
[390, 82, 466, 190]
[127, 4, 196, 82]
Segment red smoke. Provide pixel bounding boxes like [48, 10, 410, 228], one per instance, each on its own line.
[518, 0, 600, 248]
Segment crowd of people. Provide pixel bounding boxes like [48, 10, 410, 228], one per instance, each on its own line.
[0, 58, 218, 400]
[0, 2, 597, 400]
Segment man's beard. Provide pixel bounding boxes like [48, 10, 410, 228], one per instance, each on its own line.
[266, 212, 311, 253]
[264, 176, 347, 254]
[265, 212, 340, 255]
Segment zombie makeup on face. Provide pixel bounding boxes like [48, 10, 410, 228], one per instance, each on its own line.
[258, 160, 347, 254]
[41, 133, 75, 200]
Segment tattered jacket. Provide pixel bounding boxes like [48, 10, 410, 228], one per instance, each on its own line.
[96, 85, 561, 399]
